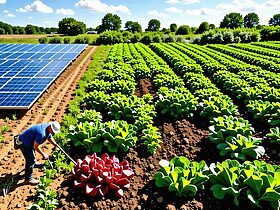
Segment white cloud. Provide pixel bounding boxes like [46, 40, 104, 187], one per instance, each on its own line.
[3, 10, 9, 13]
[166, 0, 200, 4]
[262, 0, 280, 7]
[148, 10, 169, 18]
[28, 16, 33, 19]
[44, 21, 51, 24]
[16, 8, 28, 13]
[17, 0, 53, 14]
[0, 0, 6, 4]
[165, 7, 183, 13]
[185, 7, 216, 16]
[75, 0, 130, 14]
[56, 8, 75, 15]
[6, 13, 16, 18]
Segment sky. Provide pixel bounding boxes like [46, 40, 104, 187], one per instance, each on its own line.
[0, 0, 280, 29]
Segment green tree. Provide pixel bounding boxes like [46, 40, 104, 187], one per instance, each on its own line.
[39, 27, 45, 34]
[98, 13, 122, 33]
[12, 26, 19, 34]
[209, 24, 215, 29]
[220, 12, 243, 29]
[197, 21, 209, 34]
[58, 18, 86, 35]
[0, 21, 13, 34]
[175, 25, 191, 35]
[18, 27, 26, 34]
[25, 24, 36, 34]
[125, 21, 142, 33]
[244, 13, 259, 28]
[170, 23, 177, 32]
[269, 14, 280, 26]
[0, 28, 5, 34]
[146, 19, 160, 31]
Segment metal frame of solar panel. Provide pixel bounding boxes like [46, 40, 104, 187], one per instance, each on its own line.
[0, 44, 87, 109]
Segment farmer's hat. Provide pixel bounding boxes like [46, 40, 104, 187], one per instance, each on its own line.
[50, 121, 61, 134]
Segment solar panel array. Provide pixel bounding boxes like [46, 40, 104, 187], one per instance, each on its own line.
[0, 44, 87, 109]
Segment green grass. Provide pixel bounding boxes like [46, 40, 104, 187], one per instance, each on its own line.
[0, 38, 39, 44]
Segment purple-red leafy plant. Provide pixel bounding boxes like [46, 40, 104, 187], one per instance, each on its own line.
[70, 153, 134, 197]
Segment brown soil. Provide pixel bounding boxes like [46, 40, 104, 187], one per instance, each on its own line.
[0, 45, 97, 210]
[0, 54, 274, 210]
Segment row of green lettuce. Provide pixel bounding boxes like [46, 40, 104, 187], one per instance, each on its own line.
[149, 42, 280, 161]
[154, 156, 280, 209]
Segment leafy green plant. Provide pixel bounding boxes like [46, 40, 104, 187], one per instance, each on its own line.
[108, 93, 138, 121]
[134, 104, 156, 131]
[154, 73, 184, 89]
[84, 90, 110, 111]
[199, 96, 239, 118]
[209, 115, 255, 144]
[77, 110, 103, 124]
[1, 125, 10, 133]
[141, 125, 162, 154]
[209, 159, 243, 206]
[242, 160, 280, 209]
[67, 121, 104, 152]
[101, 120, 137, 153]
[266, 127, 280, 143]
[153, 156, 209, 197]
[209, 159, 280, 209]
[217, 134, 265, 160]
[27, 176, 58, 210]
[156, 87, 197, 119]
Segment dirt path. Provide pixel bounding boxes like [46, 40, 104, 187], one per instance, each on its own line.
[0, 45, 97, 210]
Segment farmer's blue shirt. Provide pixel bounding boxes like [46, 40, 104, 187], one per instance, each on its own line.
[19, 123, 52, 147]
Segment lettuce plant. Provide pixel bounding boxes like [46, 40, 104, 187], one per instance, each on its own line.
[87, 79, 111, 92]
[217, 134, 265, 161]
[134, 103, 156, 131]
[199, 96, 239, 118]
[141, 125, 162, 154]
[108, 93, 138, 121]
[209, 159, 280, 209]
[67, 121, 103, 152]
[101, 120, 138, 153]
[242, 160, 280, 209]
[209, 115, 255, 144]
[153, 157, 209, 197]
[77, 110, 102, 124]
[266, 127, 280, 143]
[154, 73, 184, 89]
[209, 159, 243, 206]
[156, 87, 197, 119]
[70, 153, 134, 198]
[84, 90, 110, 111]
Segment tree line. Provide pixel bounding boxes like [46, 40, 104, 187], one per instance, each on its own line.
[0, 12, 279, 36]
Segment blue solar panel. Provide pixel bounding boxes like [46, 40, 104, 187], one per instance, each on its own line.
[0, 44, 87, 109]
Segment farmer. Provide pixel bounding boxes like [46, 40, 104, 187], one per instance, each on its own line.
[14, 121, 60, 185]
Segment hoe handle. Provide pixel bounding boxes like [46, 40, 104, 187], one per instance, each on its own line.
[56, 144, 77, 165]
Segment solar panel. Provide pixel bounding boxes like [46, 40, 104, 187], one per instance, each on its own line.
[0, 44, 87, 109]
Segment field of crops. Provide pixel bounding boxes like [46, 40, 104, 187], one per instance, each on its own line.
[1, 41, 279, 209]
[35, 41, 278, 210]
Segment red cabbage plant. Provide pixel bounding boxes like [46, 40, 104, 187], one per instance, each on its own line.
[70, 153, 134, 197]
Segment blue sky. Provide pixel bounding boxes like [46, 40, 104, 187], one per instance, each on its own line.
[0, 0, 280, 29]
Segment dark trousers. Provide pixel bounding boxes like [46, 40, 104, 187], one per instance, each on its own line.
[20, 146, 35, 180]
